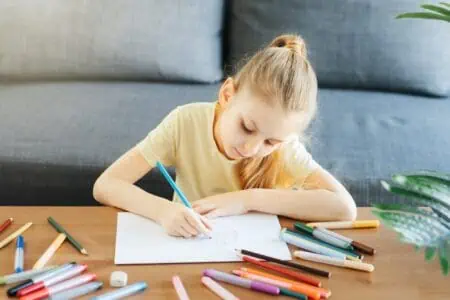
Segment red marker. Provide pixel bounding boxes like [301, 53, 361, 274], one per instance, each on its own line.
[0, 218, 13, 234]
[19, 273, 96, 300]
[17, 264, 87, 297]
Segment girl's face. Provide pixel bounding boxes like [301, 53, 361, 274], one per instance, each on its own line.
[215, 79, 306, 160]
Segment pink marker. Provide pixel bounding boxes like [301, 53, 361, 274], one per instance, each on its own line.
[17, 264, 88, 297]
[172, 276, 190, 300]
[202, 276, 240, 300]
[203, 269, 279, 295]
[19, 273, 96, 300]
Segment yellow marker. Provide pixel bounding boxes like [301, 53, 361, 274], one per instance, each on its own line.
[0, 222, 33, 249]
[294, 250, 375, 272]
[306, 220, 380, 229]
[33, 233, 67, 269]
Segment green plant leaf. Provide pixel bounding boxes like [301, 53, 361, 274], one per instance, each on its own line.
[425, 247, 437, 261]
[392, 175, 450, 208]
[440, 2, 450, 9]
[421, 4, 450, 16]
[380, 181, 450, 223]
[396, 12, 450, 22]
[438, 242, 449, 275]
[397, 170, 450, 186]
[372, 209, 449, 247]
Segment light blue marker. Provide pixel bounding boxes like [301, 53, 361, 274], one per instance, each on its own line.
[156, 161, 192, 208]
[90, 281, 148, 300]
[49, 281, 103, 300]
[14, 236, 24, 273]
[280, 229, 347, 260]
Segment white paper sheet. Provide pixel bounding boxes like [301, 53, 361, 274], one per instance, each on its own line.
[114, 212, 291, 264]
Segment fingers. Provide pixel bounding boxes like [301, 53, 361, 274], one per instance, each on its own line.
[177, 226, 194, 238]
[185, 209, 210, 235]
[200, 215, 213, 230]
[181, 222, 199, 237]
[193, 202, 216, 215]
[205, 209, 224, 219]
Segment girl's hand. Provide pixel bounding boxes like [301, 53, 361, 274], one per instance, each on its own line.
[193, 193, 250, 219]
[160, 203, 212, 238]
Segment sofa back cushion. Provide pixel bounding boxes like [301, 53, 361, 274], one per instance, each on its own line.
[0, 0, 224, 83]
[227, 0, 450, 97]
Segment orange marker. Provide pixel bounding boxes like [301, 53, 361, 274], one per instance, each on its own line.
[240, 267, 331, 299]
[0, 218, 13, 235]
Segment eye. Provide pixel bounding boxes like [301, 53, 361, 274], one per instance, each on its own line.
[241, 120, 254, 134]
[265, 140, 275, 146]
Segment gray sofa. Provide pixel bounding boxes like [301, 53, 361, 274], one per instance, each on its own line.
[1, 1, 449, 206]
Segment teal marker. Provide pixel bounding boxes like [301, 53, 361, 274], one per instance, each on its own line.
[91, 281, 148, 300]
[156, 161, 192, 208]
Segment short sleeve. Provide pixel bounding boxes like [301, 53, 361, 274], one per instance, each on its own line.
[282, 138, 319, 186]
[137, 107, 180, 167]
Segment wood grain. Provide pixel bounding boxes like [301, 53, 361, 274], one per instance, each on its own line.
[0, 207, 448, 299]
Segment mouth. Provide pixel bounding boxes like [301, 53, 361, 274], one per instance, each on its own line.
[233, 147, 246, 158]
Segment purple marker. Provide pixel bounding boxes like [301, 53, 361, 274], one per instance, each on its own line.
[203, 269, 279, 295]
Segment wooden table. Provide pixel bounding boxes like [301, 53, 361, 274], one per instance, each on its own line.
[0, 207, 448, 299]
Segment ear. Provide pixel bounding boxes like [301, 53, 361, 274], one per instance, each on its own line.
[218, 77, 236, 108]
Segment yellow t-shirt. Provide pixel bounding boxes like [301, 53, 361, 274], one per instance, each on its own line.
[137, 102, 318, 203]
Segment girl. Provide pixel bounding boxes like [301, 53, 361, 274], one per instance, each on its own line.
[93, 34, 357, 238]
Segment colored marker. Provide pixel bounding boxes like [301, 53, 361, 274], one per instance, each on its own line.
[232, 270, 308, 300]
[156, 161, 211, 237]
[48, 281, 103, 300]
[203, 269, 279, 295]
[306, 220, 380, 229]
[236, 248, 330, 278]
[19, 273, 97, 300]
[15, 236, 25, 273]
[294, 222, 357, 253]
[7, 263, 75, 297]
[0, 267, 55, 286]
[0, 217, 13, 234]
[239, 255, 322, 287]
[91, 281, 148, 300]
[172, 276, 190, 300]
[18, 264, 88, 297]
[281, 229, 360, 260]
[48, 217, 88, 255]
[240, 268, 330, 299]
[156, 161, 192, 208]
[201, 277, 239, 300]
[315, 227, 376, 255]
[0, 222, 33, 249]
[294, 251, 375, 272]
[33, 233, 67, 269]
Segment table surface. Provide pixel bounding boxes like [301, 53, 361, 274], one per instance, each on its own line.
[0, 207, 448, 300]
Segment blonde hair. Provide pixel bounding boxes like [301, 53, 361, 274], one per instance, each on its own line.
[223, 34, 318, 189]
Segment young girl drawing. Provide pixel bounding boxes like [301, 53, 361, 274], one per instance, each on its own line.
[93, 34, 357, 238]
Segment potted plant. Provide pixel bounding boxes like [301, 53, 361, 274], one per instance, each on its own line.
[396, 2, 450, 22]
[373, 171, 450, 275]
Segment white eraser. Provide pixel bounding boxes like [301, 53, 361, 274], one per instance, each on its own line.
[110, 271, 128, 287]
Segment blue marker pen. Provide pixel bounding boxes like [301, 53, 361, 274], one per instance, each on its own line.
[90, 281, 148, 300]
[14, 236, 24, 273]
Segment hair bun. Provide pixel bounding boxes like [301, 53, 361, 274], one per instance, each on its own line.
[269, 34, 307, 58]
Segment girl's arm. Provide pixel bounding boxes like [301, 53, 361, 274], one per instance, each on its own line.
[93, 146, 172, 224]
[94, 146, 211, 237]
[247, 166, 357, 221]
[194, 166, 357, 221]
